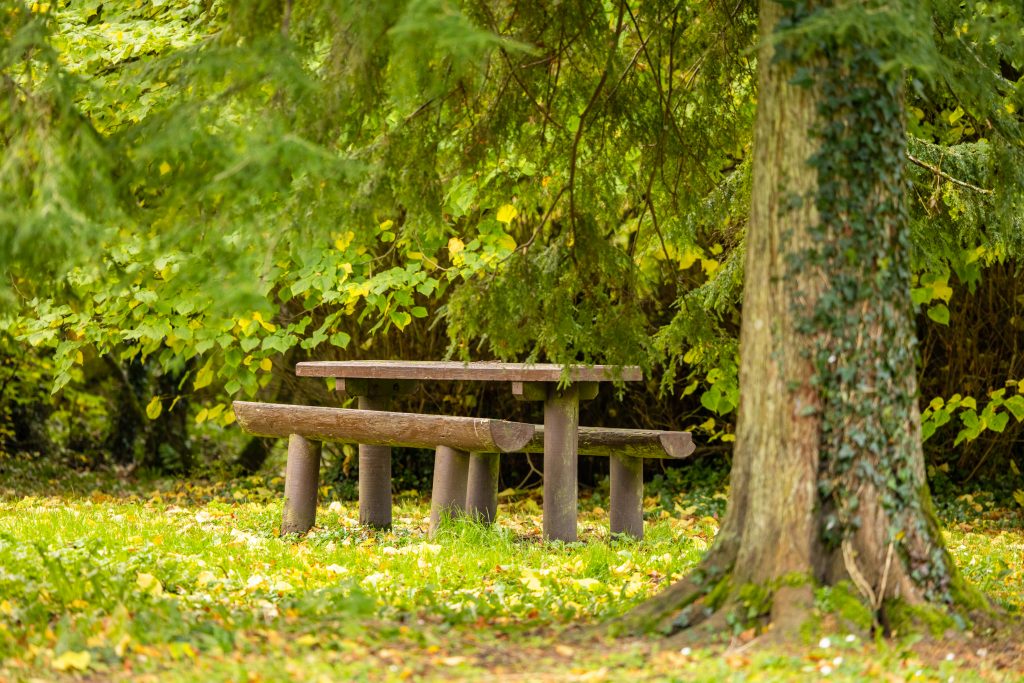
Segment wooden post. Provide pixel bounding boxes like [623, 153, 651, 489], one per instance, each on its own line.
[544, 384, 579, 542]
[281, 434, 322, 535]
[358, 392, 392, 529]
[430, 446, 470, 534]
[466, 452, 500, 524]
[610, 454, 644, 538]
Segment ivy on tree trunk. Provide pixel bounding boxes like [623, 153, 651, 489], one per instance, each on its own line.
[623, 0, 982, 639]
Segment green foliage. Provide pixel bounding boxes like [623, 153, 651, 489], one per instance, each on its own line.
[2, 0, 1023, 481]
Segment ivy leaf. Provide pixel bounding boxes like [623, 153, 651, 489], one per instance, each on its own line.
[927, 304, 950, 325]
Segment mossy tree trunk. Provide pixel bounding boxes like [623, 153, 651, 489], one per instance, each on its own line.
[626, 0, 975, 638]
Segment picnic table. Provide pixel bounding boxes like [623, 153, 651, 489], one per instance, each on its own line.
[294, 360, 642, 541]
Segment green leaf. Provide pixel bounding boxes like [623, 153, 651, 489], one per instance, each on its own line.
[1004, 395, 1024, 422]
[329, 332, 351, 348]
[927, 304, 950, 325]
[390, 311, 412, 330]
[989, 411, 1009, 433]
[410, 306, 428, 318]
[146, 396, 163, 420]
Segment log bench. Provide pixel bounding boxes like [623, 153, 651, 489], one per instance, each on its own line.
[234, 401, 694, 539]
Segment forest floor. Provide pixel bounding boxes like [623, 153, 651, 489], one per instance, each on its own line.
[0, 459, 1021, 682]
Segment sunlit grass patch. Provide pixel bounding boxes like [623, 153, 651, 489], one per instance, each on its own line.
[0, 466, 1021, 681]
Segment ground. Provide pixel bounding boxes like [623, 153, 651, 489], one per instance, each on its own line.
[0, 460, 1021, 682]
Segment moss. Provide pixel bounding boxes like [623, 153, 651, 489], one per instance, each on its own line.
[737, 582, 774, 621]
[885, 599, 958, 638]
[814, 582, 875, 634]
[705, 575, 734, 611]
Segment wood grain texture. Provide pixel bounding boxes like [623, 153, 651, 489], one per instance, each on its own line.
[296, 360, 642, 383]
[233, 401, 535, 453]
[525, 426, 695, 459]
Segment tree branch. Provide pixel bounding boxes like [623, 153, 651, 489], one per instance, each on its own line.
[907, 153, 993, 195]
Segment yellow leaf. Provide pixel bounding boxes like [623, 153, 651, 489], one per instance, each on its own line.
[159, 161, 172, 176]
[196, 571, 216, 587]
[1006, 103, 1017, 115]
[379, 219, 394, 231]
[52, 650, 91, 672]
[145, 396, 162, 420]
[259, 358, 273, 372]
[448, 237, 465, 255]
[679, 247, 702, 270]
[195, 408, 208, 424]
[932, 281, 953, 302]
[194, 361, 214, 390]
[496, 204, 518, 224]
[334, 231, 355, 251]
[136, 573, 163, 596]
[115, 634, 131, 658]
[222, 409, 236, 426]
[75, 350, 84, 365]
[497, 234, 517, 251]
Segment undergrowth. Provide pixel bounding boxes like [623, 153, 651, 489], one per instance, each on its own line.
[0, 458, 1020, 681]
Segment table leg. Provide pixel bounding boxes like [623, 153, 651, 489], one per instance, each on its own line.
[610, 454, 644, 538]
[543, 384, 579, 542]
[466, 453, 500, 524]
[281, 434, 322, 535]
[430, 446, 469, 534]
[358, 393, 392, 529]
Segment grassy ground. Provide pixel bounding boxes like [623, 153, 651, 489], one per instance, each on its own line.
[0, 460, 1021, 682]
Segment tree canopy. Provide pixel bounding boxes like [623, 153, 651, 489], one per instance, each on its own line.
[2, 2, 1023, 468]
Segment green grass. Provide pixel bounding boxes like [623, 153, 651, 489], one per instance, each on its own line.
[0, 462, 1021, 681]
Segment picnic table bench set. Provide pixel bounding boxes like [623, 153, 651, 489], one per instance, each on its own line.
[233, 361, 694, 542]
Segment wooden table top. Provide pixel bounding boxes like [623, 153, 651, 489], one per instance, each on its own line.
[295, 360, 642, 383]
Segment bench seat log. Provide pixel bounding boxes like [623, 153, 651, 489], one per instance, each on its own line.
[523, 426, 695, 459]
[233, 401, 536, 453]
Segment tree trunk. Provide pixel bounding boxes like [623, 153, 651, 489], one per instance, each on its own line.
[625, 0, 976, 638]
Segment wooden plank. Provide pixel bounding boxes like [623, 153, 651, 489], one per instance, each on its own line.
[233, 401, 535, 453]
[296, 360, 642, 383]
[523, 426, 695, 459]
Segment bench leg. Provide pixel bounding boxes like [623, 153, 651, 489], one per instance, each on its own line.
[610, 454, 644, 539]
[357, 394, 392, 529]
[466, 452, 499, 524]
[430, 446, 470, 534]
[282, 434, 322, 535]
[543, 385, 579, 542]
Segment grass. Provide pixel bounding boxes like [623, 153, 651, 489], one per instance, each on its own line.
[0, 460, 1022, 681]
